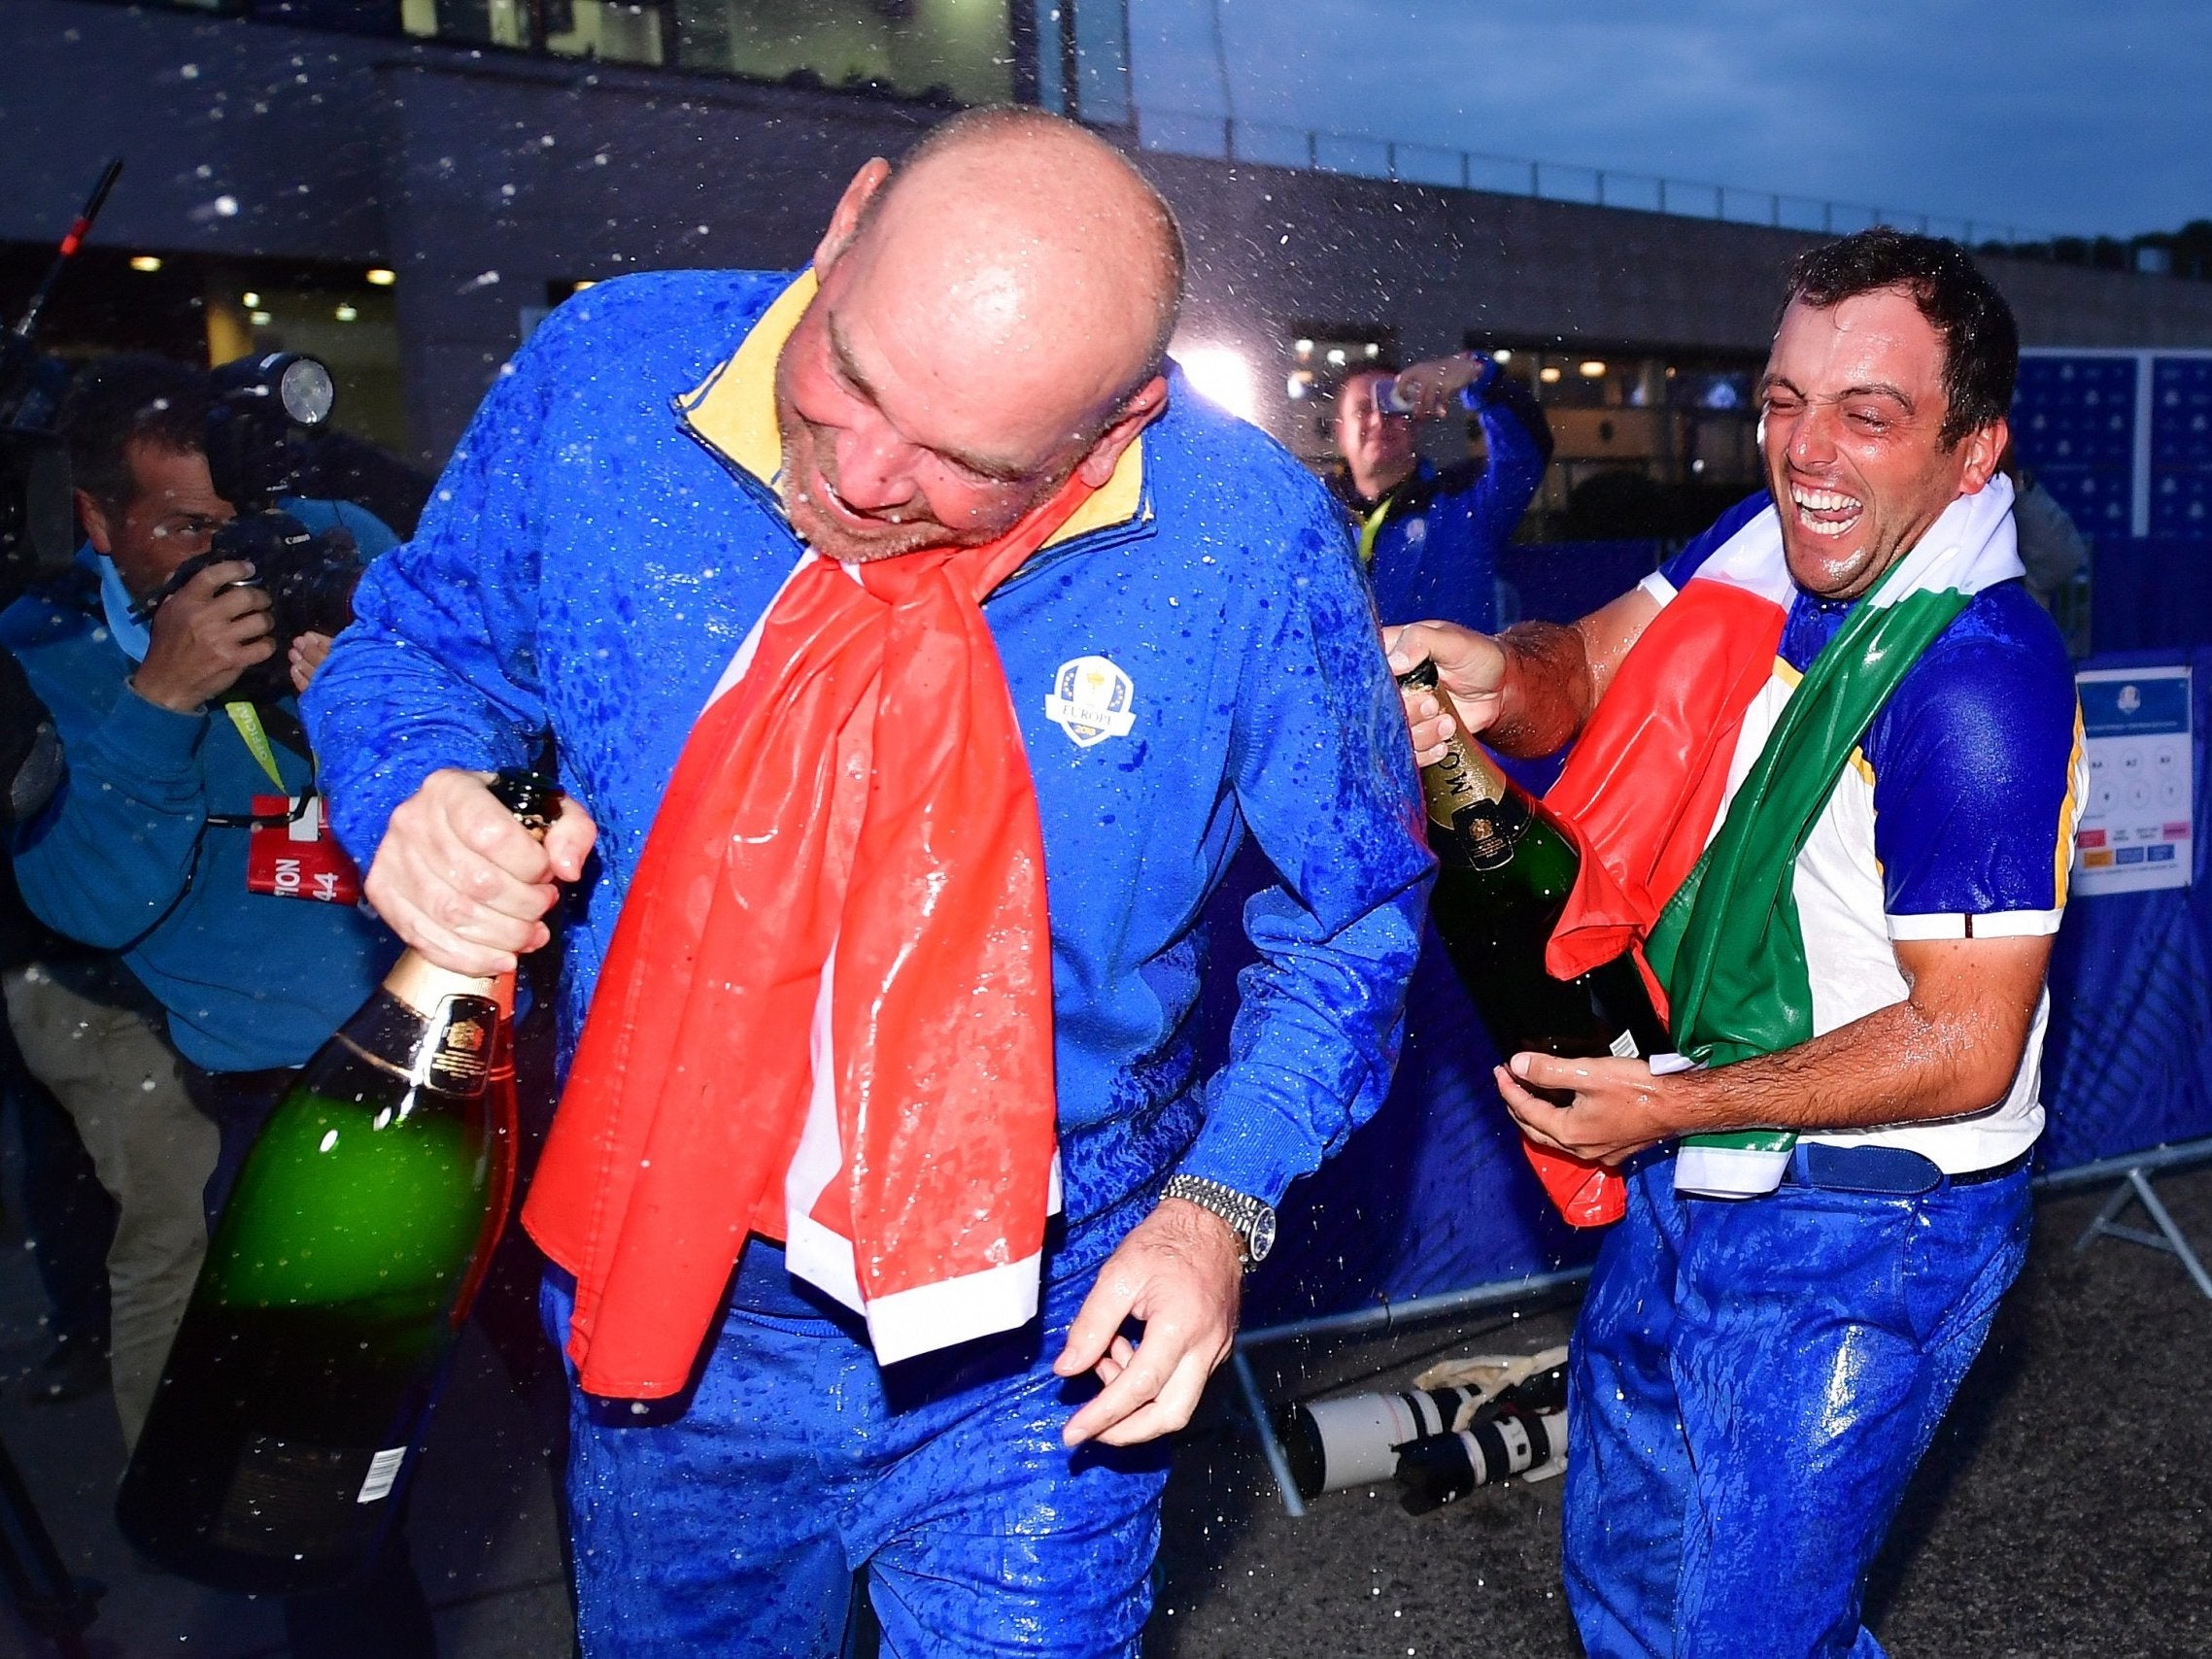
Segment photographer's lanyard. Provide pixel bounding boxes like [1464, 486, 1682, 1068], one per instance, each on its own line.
[223, 702, 289, 794]
[1357, 498, 1394, 567]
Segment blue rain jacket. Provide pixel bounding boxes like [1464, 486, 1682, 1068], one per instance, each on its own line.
[5, 509, 402, 1073]
[304, 269, 1433, 1290]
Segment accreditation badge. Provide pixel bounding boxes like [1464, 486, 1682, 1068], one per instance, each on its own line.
[246, 794, 363, 905]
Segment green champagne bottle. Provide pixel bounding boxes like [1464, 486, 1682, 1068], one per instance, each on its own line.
[116, 770, 559, 1595]
[1400, 660, 1668, 1225]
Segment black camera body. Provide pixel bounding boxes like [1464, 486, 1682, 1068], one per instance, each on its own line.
[136, 353, 363, 704]
[138, 514, 365, 704]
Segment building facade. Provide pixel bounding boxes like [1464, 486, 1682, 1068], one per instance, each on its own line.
[9, 0, 2212, 521]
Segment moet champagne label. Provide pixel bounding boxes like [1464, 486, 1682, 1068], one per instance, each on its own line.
[425, 997, 498, 1098]
[1422, 739, 1524, 871]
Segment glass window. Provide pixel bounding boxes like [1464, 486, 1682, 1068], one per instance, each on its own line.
[672, 1, 1011, 106]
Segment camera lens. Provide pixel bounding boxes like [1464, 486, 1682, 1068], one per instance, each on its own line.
[277, 358, 335, 428]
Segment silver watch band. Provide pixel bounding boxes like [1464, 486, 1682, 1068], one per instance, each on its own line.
[1162, 1173, 1276, 1270]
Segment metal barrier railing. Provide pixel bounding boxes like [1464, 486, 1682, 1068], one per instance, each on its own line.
[1136, 107, 2059, 252]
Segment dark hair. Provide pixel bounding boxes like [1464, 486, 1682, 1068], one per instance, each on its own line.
[1782, 228, 2018, 448]
[58, 355, 211, 511]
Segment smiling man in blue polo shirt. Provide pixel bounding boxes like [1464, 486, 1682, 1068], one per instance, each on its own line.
[305, 108, 1432, 1656]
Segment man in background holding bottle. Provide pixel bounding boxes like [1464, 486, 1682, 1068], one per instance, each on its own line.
[1389, 230, 2080, 1657]
[1331, 350, 1552, 630]
[305, 108, 1429, 1655]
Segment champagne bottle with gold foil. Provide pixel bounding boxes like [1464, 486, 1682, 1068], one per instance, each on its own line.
[117, 770, 560, 1594]
[1399, 660, 1666, 1226]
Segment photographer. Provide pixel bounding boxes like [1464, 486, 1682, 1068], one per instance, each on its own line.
[2, 355, 435, 1655]
[1330, 352, 1552, 631]
[0, 356, 402, 1436]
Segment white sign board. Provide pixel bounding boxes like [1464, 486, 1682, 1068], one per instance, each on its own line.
[2073, 664, 2193, 897]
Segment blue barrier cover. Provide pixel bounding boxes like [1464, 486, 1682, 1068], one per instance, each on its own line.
[2039, 645, 2212, 1168]
[2093, 540, 2212, 655]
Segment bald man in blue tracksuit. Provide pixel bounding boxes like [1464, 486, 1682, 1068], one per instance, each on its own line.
[304, 259, 1431, 1655]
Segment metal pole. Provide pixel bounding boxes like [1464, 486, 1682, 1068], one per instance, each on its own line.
[1771, 191, 1781, 228]
[1460, 151, 1470, 190]
[2129, 1170, 2212, 1301]
[1656, 177, 1666, 215]
[1235, 1266, 1592, 1351]
[1594, 169, 1604, 207]
[1386, 141, 1397, 182]
[1232, 1351, 1307, 1518]
[1307, 128, 1318, 170]
[2034, 1135, 2212, 1192]
[1222, 117, 1234, 162]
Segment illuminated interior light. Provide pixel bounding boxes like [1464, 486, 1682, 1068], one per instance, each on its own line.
[334, 303, 359, 322]
[1539, 365, 1562, 384]
[128, 254, 162, 273]
[1580, 360, 1607, 378]
[365, 268, 396, 287]
[1172, 344, 1261, 425]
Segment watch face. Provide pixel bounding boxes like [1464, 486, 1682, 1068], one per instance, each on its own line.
[1247, 1205, 1277, 1265]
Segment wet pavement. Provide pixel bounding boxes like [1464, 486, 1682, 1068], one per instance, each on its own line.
[1, 1159, 2207, 1657]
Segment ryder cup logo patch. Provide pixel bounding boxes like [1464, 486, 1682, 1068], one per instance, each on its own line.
[1044, 656, 1137, 748]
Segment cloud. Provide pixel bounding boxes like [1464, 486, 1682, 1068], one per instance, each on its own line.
[1128, 0, 2212, 237]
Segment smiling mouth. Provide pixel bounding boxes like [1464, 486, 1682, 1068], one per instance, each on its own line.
[1789, 483, 1863, 539]
[802, 468, 903, 530]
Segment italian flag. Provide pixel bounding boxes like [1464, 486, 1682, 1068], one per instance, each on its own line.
[1544, 477, 2025, 1198]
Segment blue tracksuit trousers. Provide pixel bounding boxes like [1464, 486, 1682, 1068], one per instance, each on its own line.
[1564, 1152, 2031, 1658]
[543, 1246, 1169, 1657]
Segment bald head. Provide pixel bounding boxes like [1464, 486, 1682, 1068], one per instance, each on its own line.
[862, 108, 1185, 389]
[773, 108, 1187, 563]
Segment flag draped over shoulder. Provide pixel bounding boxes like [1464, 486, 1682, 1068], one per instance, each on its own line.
[1545, 480, 2024, 1188]
[525, 473, 1095, 1400]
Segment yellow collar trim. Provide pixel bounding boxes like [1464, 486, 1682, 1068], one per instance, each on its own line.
[674, 268, 1147, 550]
[675, 269, 816, 486]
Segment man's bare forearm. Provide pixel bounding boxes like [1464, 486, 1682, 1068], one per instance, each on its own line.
[1484, 621, 1594, 758]
[1663, 991, 2029, 1138]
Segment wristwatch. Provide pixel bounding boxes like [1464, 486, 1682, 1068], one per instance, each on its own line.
[1162, 1174, 1277, 1270]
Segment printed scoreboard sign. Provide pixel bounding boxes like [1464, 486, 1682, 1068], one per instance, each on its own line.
[2073, 665, 2194, 897]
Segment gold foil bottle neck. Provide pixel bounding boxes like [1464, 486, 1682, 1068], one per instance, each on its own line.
[382, 953, 510, 1022]
[1396, 661, 1510, 828]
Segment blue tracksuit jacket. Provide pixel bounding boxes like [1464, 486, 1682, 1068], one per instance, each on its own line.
[304, 268, 1433, 1292]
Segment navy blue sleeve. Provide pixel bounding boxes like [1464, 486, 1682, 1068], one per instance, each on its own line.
[1864, 586, 2082, 937]
[1457, 367, 1551, 554]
